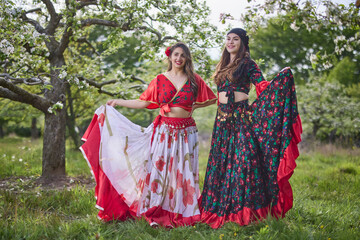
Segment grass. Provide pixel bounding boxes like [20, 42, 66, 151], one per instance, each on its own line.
[0, 137, 359, 240]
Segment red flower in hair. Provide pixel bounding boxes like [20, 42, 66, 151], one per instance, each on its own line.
[165, 47, 171, 57]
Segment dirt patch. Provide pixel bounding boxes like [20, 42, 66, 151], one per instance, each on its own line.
[0, 175, 95, 192]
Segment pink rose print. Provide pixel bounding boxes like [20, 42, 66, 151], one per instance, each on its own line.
[145, 173, 150, 185]
[169, 157, 174, 172]
[182, 179, 195, 206]
[156, 157, 165, 171]
[168, 187, 174, 200]
[176, 169, 183, 189]
[98, 113, 105, 126]
[160, 132, 166, 143]
[151, 181, 158, 193]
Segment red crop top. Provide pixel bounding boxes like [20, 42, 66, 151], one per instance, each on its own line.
[139, 73, 217, 115]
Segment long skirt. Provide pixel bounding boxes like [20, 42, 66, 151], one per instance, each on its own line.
[200, 68, 302, 228]
[80, 105, 201, 227]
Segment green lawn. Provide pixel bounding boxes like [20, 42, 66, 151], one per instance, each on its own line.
[0, 137, 359, 240]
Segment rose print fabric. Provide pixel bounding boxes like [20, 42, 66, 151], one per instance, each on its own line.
[80, 105, 201, 226]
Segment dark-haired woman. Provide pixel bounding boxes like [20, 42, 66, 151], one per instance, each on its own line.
[200, 28, 302, 228]
[81, 42, 217, 227]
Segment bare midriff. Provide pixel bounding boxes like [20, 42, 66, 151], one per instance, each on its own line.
[218, 91, 249, 104]
[163, 107, 192, 118]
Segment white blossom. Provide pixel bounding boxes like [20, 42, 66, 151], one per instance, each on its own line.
[117, 70, 125, 78]
[32, 30, 41, 39]
[54, 101, 63, 109]
[323, 61, 333, 70]
[290, 22, 300, 32]
[309, 54, 318, 64]
[19, 158, 23, 162]
[0, 39, 14, 56]
[345, 45, 353, 52]
[48, 101, 64, 114]
[59, 71, 67, 79]
[334, 35, 346, 43]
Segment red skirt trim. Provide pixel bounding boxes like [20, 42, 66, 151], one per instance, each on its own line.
[200, 114, 302, 229]
[80, 113, 137, 221]
[80, 113, 200, 226]
[141, 206, 201, 227]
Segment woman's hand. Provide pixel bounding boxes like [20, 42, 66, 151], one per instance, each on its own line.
[107, 99, 122, 107]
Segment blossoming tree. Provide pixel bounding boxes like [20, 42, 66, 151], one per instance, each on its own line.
[222, 0, 359, 71]
[0, 0, 222, 179]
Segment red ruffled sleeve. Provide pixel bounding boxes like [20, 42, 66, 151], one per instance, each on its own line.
[255, 81, 270, 97]
[248, 60, 270, 97]
[138, 76, 159, 109]
[195, 74, 217, 104]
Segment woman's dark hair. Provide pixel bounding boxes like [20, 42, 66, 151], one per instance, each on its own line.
[167, 42, 198, 98]
[212, 36, 250, 85]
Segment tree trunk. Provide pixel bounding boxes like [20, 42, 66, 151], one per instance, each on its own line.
[0, 124, 4, 138]
[312, 120, 320, 137]
[31, 117, 39, 139]
[41, 56, 67, 178]
[66, 85, 80, 149]
[42, 111, 66, 177]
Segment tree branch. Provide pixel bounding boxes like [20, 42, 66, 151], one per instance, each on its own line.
[77, 77, 122, 96]
[79, 77, 117, 88]
[57, 23, 73, 55]
[18, 79, 44, 85]
[0, 73, 46, 85]
[76, 37, 100, 55]
[81, 18, 120, 28]
[42, 0, 62, 36]
[76, 0, 98, 9]
[41, 0, 58, 20]
[25, 8, 42, 14]
[129, 75, 146, 84]
[76, 0, 124, 11]
[20, 13, 46, 34]
[138, 26, 179, 43]
[0, 78, 50, 113]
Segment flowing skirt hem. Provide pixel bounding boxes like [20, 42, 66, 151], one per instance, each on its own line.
[141, 206, 201, 227]
[80, 108, 201, 227]
[200, 114, 302, 229]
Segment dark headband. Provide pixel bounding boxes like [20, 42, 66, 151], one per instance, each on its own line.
[227, 28, 249, 51]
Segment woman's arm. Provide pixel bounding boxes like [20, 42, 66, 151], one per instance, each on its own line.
[107, 99, 150, 109]
[191, 99, 217, 116]
[193, 99, 217, 110]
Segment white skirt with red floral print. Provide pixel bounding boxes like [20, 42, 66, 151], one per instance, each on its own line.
[80, 105, 201, 227]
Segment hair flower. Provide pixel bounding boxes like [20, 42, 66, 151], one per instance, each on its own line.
[165, 47, 171, 57]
